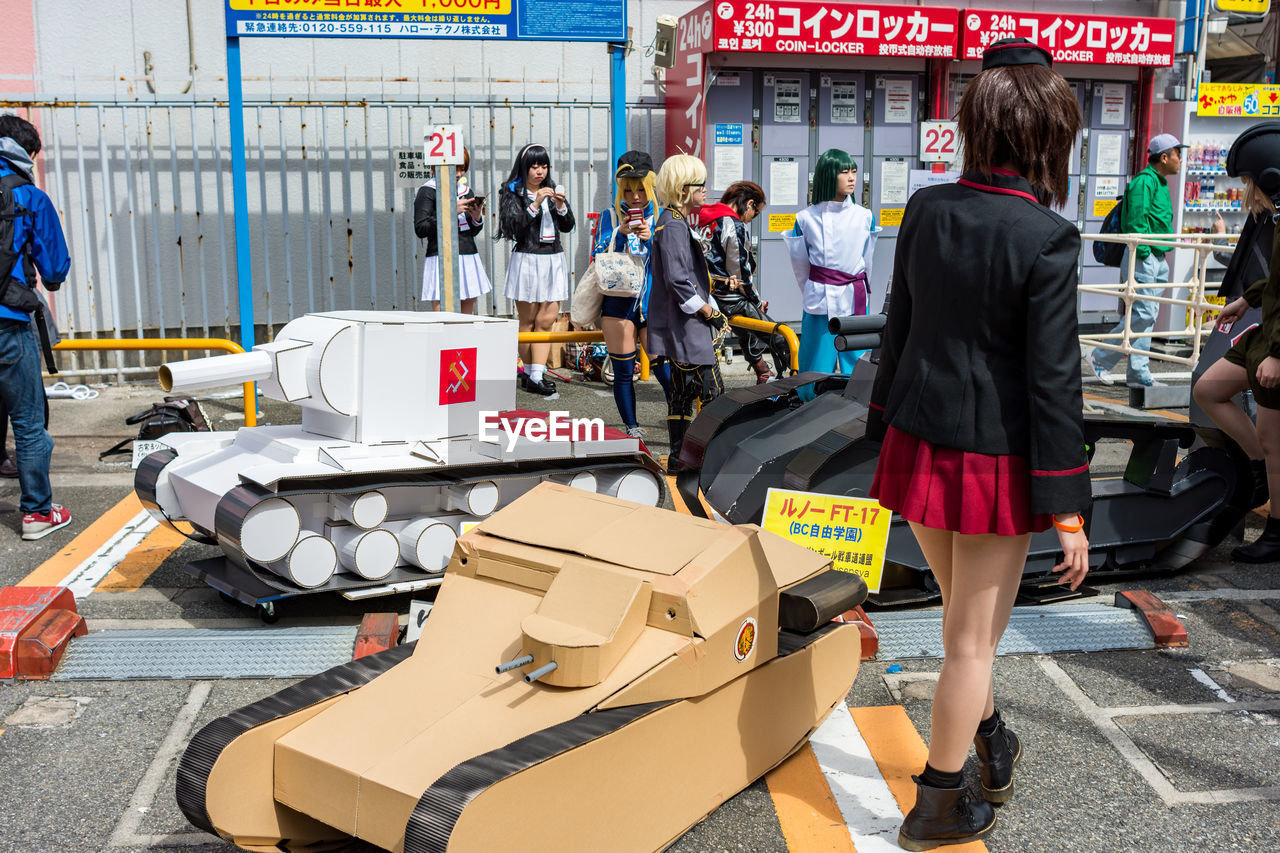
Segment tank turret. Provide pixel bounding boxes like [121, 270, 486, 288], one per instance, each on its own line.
[135, 311, 664, 600]
[161, 310, 516, 444]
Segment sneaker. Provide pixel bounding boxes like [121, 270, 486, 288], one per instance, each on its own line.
[0, 457, 16, 478]
[1126, 374, 1166, 388]
[1087, 352, 1114, 385]
[625, 426, 646, 439]
[22, 504, 72, 541]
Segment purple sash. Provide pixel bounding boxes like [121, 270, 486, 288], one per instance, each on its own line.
[811, 266, 869, 314]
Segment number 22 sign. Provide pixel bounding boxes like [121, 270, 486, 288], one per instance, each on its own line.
[424, 124, 465, 166]
[919, 120, 961, 166]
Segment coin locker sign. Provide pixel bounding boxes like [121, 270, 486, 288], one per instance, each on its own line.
[225, 0, 626, 41]
[761, 488, 891, 592]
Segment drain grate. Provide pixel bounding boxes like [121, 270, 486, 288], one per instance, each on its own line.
[872, 603, 1156, 660]
[52, 625, 360, 680]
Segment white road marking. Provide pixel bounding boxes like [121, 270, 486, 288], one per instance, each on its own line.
[58, 510, 158, 598]
[1188, 668, 1235, 703]
[809, 702, 904, 851]
[108, 681, 220, 848]
[1038, 657, 1280, 806]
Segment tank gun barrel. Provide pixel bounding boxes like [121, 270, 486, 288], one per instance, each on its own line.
[523, 661, 558, 684]
[828, 314, 887, 336]
[159, 350, 274, 394]
[495, 654, 534, 674]
[834, 332, 882, 353]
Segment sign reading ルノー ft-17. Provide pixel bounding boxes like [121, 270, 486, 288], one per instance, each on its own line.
[224, 0, 626, 41]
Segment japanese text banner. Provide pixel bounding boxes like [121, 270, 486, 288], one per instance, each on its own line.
[761, 488, 892, 593]
[711, 0, 959, 58]
[961, 9, 1175, 66]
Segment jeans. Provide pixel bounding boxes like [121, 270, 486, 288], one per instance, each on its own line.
[0, 320, 53, 513]
[1093, 249, 1168, 381]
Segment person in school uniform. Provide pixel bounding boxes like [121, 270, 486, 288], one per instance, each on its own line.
[590, 150, 669, 437]
[866, 39, 1091, 850]
[783, 149, 877, 377]
[413, 146, 491, 314]
[498, 143, 574, 397]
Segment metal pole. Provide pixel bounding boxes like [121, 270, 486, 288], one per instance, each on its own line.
[226, 37, 256, 350]
[438, 164, 460, 313]
[609, 40, 627, 170]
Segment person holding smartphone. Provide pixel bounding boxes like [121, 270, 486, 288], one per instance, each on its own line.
[498, 143, 575, 397]
[589, 150, 670, 437]
[413, 146, 492, 314]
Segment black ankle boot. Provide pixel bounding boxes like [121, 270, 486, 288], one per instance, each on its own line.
[1249, 458, 1270, 509]
[898, 776, 996, 851]
[1232, 516, 1280, 563]
[973, 711, 1022, 804]
[666, 420, 687, 474]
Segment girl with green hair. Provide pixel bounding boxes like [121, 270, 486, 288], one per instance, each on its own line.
[783, 148, 877, 377]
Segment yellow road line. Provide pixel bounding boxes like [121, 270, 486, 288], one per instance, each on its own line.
[19, 493, 145, 587]
[96, 523, 188, 591]
[851, 705, 988, 853]
[765, 743, 857, 853]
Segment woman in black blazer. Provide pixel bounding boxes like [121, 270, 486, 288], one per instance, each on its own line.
[866, 39, 1091, 850]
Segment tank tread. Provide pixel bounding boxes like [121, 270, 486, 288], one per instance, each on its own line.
[175, 641, 415, 836]
[781, 418, 870, 493]
[402, 619, 850, 853]
[212, 453, 665, 593]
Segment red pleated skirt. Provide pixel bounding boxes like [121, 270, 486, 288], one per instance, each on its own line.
[870, 426, 1053, 536]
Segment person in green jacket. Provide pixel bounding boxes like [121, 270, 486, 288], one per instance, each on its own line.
[1088, 133, 1185, 387]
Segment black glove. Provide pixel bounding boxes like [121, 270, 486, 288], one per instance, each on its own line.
[705, 310, 726, 331]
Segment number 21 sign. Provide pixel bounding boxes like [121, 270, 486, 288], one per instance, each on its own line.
[919, 120, 962, 167]
[424, 124, 465, 166]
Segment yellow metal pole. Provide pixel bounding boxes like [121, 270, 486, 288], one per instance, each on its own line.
[726, 316, 800, 374]
[54, 338, 257, 427]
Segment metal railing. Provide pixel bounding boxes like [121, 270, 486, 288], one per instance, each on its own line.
[4, 88, 663, 378]
[1078, 231, 1231, 369]
[52, 338, 257, 425]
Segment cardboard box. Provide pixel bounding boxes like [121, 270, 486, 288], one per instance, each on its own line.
[203, 483, 862, 852]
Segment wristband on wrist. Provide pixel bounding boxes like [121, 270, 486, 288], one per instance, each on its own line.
[1053, 513, 1084, 533]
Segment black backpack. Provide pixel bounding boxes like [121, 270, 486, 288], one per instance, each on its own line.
[99, 397, 212, 460]
[0, 171, 39, 314]
[1093, 196, 1126, 267]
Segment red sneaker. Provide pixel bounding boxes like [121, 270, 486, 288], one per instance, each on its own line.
[22, 504, 72, 541]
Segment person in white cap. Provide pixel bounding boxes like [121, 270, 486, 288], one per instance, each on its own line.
[1088, 132, 1186, 387]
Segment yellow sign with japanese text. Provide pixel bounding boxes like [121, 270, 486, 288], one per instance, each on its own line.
[768, 213, 797, 233]
[761, 487, 892, 593]
[1214, 0, 1269, 14]
[879, 207, 905, 227]
[1093, 199, 1119, 218]
[1197, 82, 1280, 117]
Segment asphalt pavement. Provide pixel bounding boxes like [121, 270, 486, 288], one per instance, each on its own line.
[1, 352, 1278, 853]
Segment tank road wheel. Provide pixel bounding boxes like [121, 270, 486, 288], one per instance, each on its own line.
[256, 600, 281, 624]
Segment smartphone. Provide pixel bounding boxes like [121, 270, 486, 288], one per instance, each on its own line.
[471, 195, 486, 209]
[627, 207, 644, 224]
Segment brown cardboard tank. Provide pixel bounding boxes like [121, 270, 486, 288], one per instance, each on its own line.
[175, 483, 868, 852]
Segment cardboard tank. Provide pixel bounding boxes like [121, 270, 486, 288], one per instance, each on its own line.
[174, 483, 868, 852]
[135, 311, 665, 600]
[674, 314, 1248, 606]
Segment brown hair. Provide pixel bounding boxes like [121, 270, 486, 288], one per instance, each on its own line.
[720, 181, 766, 217]
[957, 64, 1082, 208]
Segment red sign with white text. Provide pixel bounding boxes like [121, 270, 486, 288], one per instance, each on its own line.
[960, 9, 1175, 66]
[665, 3, 713, 159]
[711, 1, 959, 57]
